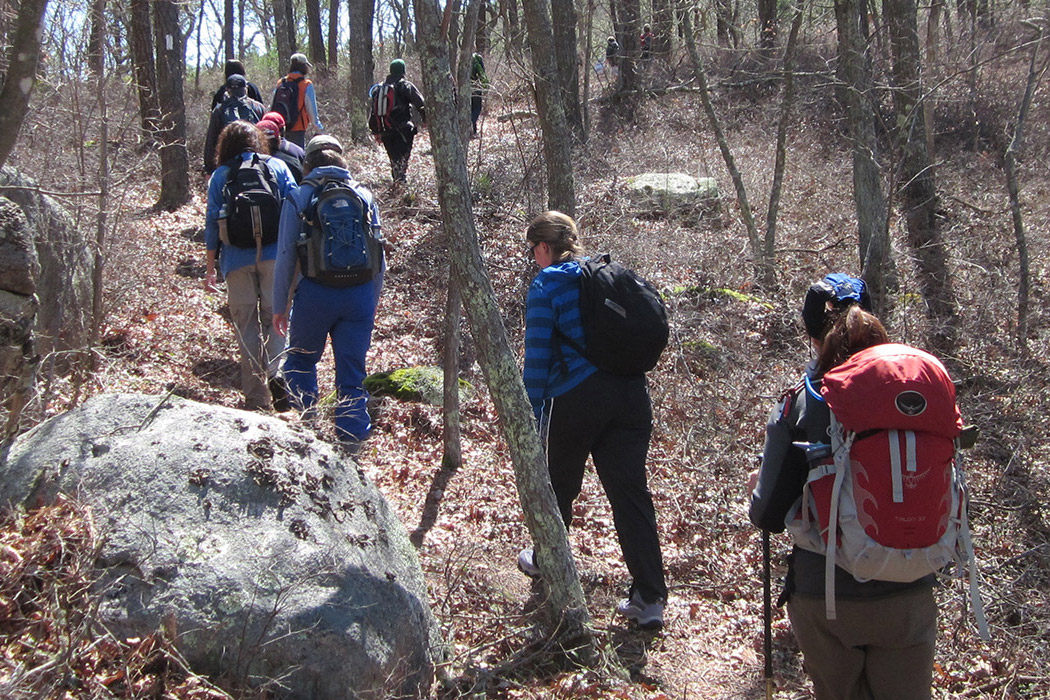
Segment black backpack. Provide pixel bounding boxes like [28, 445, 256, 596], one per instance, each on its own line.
[219, 154, 281, 249]
[559, 254, 669, 376]
[218, 95, 261, 128]
[270, 77, 302, 127]
[297, 177, 383, 287]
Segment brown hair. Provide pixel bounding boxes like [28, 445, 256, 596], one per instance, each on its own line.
[817, 304, 890, 373]
[525, 210, 582, 261]
[303, 148, 348, 173]
[215, 120, 269, 167]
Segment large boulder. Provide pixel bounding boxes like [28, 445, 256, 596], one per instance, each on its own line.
[0, 393, 444, 699]
[626, 172, 719, 211]
[0, 166, 92, 363]
[0, 198, 39, 439]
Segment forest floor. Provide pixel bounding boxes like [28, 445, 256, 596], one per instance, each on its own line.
[5, 51, 1050, 699]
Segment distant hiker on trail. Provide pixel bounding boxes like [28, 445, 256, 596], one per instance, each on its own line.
[270, 53, 324, 149]
[272, 135, 385, 453]
[210, 59, 264, 111]
[203, 74, 265, 173]
[470, 52, 488, 136]
[368, 59, 426, 185]
[639, 24, 653, 59]
[748, 274, 944, 700]
[204, 121, 297, 412]
[516, 210, 668, 630]
[605, 36, 620, 67]
[256, 112, 305, 183]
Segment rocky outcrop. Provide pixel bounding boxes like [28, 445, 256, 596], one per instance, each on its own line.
[0, 393, 444, 699]
[0, 198, 39, 440]
[627, 172, 719, 211]
[0, 166, 92, 363]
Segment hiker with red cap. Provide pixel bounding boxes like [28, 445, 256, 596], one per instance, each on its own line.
[256, 112, 304, 183]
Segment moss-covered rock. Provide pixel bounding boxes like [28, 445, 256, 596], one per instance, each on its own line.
[364, 366, 473, 405]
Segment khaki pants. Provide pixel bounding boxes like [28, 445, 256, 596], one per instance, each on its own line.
[787, 586, 937, 700]
[226, 260, 283, 410]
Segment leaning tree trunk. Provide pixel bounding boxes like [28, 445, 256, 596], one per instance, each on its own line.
[347, 0, 376, 142]
[0, 0, 48, 171]
[520, 0, 576, 215]
[414, 0, 592, 643]
[886, 0, 957, 353]
[835, 0, 894, 315]
[154, 0, 191, 209]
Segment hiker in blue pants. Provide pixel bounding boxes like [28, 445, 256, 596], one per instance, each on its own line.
[748, 274, 939, 700]
[516, 210, 667, 630]
[272, 135, 384, 449]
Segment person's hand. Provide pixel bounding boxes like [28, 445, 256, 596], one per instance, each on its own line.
[204, 271, 219, 293]
[273, 312, 289, 337]
[746, 468, 760, 494]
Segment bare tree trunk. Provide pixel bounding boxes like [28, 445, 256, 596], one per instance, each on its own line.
[886, 0, 957, 353]
[225, 0, 235, 59]
[763, 0, 806, 289]
[502, 0, 524, 60]
[681, 6, 764, 281]
[414, 0, 593, 642]
[305, 0, 327, 70]
[347, 0, 376, 142]
[273, 0, 292, 68]
[455, 0, 483, 142]
[130, 0, 160, 144]
[551, 0, 583, 138]
[154, 0, 191, 209]
[1003, 23, 1045, 349]
[0, 0, 48, 171]
[89, 0, 109, 378]
[582, 0, 594, 137]
[520, 0, 576, 215]
[441, 274, 463, 471]
[618, 0, 641, 93]
[835, 0, 893, 314]
[758, 0, 777, 50]
[328, 0, 340, 68]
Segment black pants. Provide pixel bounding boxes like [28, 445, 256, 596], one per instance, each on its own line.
[381, 128, 414, 182]
[540, 370, 667, 604]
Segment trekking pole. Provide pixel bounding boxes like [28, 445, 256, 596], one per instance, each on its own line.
[763, 529, 774, 700]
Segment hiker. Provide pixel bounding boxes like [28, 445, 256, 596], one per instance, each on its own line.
[270, 53, 324, 149]
[639, 24, 654, 59]
[748, 274, 940, 700]
[210, 59, 264, 111]
[203, 74, 265, 173]
[204, 120, 297, 411]
[256, 112, 305, 183]
[272, 135, 385, 451]
[605, 36, 620, 67]
[368, 59, 427, 185]
[516, 210, 668, 630]
[470, 52, 488, 136]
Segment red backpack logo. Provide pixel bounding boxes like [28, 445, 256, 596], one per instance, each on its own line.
[786, 343, 988, 637]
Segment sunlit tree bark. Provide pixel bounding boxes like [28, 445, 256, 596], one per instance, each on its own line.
[154, 0, 191, 209]
[0, 0, 49, 171]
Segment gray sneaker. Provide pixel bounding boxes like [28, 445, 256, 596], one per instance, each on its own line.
[616, 591, 664, 630]
[517, 548, 540, 578]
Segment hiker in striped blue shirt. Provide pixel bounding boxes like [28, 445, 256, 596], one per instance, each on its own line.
[516, 210, 668, 630]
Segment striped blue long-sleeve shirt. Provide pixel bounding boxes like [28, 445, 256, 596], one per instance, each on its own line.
[523, 260, 598, 421]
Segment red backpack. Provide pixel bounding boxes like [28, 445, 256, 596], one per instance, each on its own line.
[368, 82, 397, 134]
[786, 343, 988, 637]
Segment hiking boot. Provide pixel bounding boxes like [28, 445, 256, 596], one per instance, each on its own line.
[269, 376, 291, 413]
[616, 591, 665, 630]
[516, 548, 540, 578]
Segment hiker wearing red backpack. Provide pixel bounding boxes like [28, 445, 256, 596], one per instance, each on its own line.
[368, 59, 426, 185]
[748, 274, 941, 700]
[270, 53, 324, 149]
[204, 121, 298, 411]
[516, 211, 668, 630]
